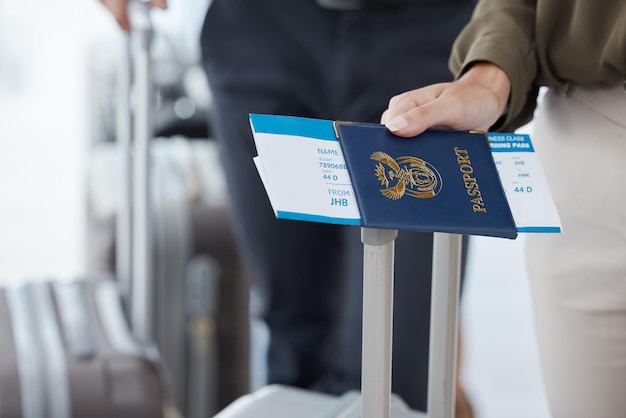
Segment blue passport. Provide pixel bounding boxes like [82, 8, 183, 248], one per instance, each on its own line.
[336, 122, 517, 239]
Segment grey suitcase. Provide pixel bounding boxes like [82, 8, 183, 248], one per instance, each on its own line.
[0, 3, 174, 416]
[86, 137, 251, 417]
[85, 5, 250, 417]
[0, 278, 167, 418]
[215, 230, 463, 418]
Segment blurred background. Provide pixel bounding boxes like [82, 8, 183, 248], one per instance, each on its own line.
[0, 0, 550, 417]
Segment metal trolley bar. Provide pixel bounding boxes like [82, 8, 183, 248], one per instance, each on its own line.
[360, 229, 462, 418]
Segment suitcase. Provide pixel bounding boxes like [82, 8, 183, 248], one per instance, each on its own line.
[0, 3, 174, 417]
[86, 137, 251, 416]
[85, 6, 250, 417]
[0, 278, 167, 418]
[215, 229, 463, 418]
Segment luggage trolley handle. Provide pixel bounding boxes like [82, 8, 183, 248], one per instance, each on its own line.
[116, 0, 155, 345]
[428, 232, 462, 418]
[360, 229, 461, 418]
[360, 228, 397, 418]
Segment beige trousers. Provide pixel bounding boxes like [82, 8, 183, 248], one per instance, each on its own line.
[526, 82, 626, 418]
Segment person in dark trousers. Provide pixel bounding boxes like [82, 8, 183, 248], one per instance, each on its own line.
[100, 1, 476, 416]
[383, 0, 626, 417]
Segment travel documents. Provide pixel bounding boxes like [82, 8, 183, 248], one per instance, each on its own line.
[251, 114, 561, 239]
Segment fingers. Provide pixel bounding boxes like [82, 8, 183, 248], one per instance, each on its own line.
[117, 14, 131, 32]
[100, 0, 168, 32]
[100, 0, 131, 31]
[381, 76, 508, 138]
[382, 84, 452, 137]
[382, 84, 442, 123]
[384, 107, 426, 137]
[150, 0, 167, 9]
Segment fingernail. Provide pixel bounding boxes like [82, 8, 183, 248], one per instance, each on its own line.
[385, 116, 408, 132]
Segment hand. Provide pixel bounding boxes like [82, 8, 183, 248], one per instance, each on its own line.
[381, 62, 511, 137]
[99, 0, 167, 32]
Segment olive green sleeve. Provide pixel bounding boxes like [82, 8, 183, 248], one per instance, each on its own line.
[449, 0, 540, 132]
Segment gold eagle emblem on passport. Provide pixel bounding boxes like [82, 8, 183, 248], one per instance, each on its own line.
[371, 151, 442, 200]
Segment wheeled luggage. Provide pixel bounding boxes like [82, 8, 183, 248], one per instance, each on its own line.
[84, 4, 250, 417]
[0, 3, 174, 417]
[86, 137, 251, 416]
[215, 229, 463, 418]
[0, 278, 166, 418]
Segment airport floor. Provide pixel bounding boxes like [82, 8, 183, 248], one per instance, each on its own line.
[0, 1, 551, 417]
